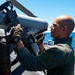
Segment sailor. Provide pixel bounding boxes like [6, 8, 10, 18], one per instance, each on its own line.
[11, 15, 74, 75]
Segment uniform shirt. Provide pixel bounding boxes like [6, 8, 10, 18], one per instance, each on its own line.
[17, 37, 74, 75]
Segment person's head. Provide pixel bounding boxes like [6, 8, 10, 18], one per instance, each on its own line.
[50, 15, 75, 38]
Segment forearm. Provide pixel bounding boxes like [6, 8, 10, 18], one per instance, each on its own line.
[38, 44, 45, 53]
[16, 40, 24, 52]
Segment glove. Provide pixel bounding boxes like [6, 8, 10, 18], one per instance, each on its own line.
[11, 24, 23, 44]
[35, 33, 45, 45]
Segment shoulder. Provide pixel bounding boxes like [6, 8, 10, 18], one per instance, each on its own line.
[44, 44, 71, 53]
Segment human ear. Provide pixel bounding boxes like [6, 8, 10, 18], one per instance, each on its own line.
[61, 26, 67, 32]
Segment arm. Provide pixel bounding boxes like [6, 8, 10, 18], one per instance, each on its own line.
[15, 41, 65, 71]
[38, 44, 45, 53]
[16, 40, 24, 51]
[36, 33, 45, 53]
[11, 25, 67, 71]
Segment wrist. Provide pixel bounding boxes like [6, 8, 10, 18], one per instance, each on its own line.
[14, 37, 21, 43]
[37, 41, 42, 45]
[12, 36, 21, 44]
[16, 40, 24, 52]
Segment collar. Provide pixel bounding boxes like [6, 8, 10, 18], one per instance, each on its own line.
[52, 37, 72, 46]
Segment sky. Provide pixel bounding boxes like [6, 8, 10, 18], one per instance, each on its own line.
[0, 0, 75, 32]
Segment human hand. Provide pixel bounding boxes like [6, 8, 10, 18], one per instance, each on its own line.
[11, 24, 23, 44]
[36, 33, 45, 45]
